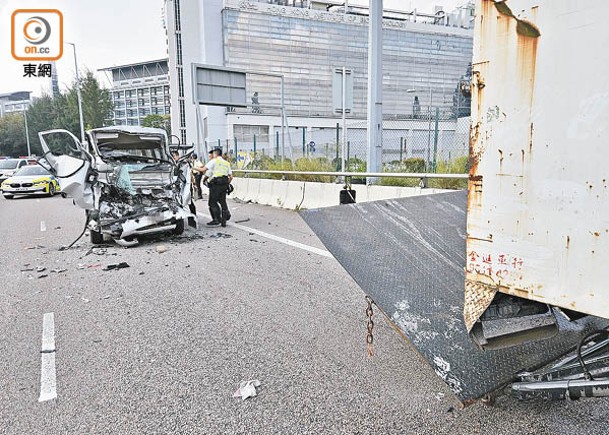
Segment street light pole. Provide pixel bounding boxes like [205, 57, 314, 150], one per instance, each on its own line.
[22, 105, 31, 157]
[65, 42, 86, 144]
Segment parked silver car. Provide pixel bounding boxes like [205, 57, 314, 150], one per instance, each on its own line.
[0, 158, 29, 187]
[39, 127, 197, 245]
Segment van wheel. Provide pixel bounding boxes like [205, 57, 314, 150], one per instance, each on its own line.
[48, 183, 56, 197]
[173, 219, 184, 235]
[90, 229, 104, 244]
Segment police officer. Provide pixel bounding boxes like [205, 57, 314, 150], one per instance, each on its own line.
[194, 147, 232, 227]
[191, 154, 204, 199]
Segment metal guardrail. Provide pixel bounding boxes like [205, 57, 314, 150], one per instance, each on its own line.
[232, 169, 469, 180]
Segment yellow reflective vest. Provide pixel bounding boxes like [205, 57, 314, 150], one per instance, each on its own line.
[212, 157, 231, 178]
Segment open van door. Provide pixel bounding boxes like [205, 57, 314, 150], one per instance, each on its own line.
[38, 129, 94, 209]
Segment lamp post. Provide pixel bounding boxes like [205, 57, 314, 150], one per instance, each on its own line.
[427, 39, 441, 172]
[65, 42, 86, 144]
[22, 105, 31, 157]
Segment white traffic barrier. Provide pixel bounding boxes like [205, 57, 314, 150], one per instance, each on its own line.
[233, 177, 452, 210]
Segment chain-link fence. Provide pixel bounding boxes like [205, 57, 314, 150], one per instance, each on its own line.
[209, 109, 469, 186]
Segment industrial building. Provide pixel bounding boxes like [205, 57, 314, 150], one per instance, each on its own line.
[163, 0, 474, 160]
[99, 59, 171, 127]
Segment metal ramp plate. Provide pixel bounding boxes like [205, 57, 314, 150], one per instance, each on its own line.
[301, 190, 608, 404]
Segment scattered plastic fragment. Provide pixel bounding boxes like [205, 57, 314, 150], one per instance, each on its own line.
[233, 380, 261, 401]
[103, 262, 130, 271]
[51, 268, 68, 273]
[235, 218, 250, 224]
[209, 233, 232, 239]
[156, 245, 168, 253]
[36, 267, 46, 273]
[102, 295, 111, 299]
[38, 274, 49, 279]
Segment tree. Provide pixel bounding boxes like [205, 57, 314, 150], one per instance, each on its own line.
[0, 113, 27, 156]
[25, 94, 64, 154]
[142, 114, 171, 136]
[0, 70, 114, 157]
[65, 70, 114, 131]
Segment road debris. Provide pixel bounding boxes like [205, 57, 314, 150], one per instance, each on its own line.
[51, 268, 68, 273]
[38, 274, 49, 279]
[103, 262, 130, 271]
[85, 247, 108, 256]
[20, 267, 35, 272]
[233, 380, 261, 401]
[209, 233, 232, 239]
[235, 218, 250, 224]
[156, 245, 169, 253]
[36, 267, 46, 273]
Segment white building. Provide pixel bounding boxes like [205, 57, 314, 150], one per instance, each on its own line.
[99, 60, 171, 127]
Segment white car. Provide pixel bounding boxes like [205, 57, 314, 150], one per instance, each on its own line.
[0, 158, 28, 187]
[1, 165, 62, 198]
[39, 127, 197, 245]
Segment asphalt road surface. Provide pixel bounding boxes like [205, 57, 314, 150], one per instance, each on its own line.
[1, 194, 608, 434]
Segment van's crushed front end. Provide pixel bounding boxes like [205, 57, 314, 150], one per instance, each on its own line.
[39, 127, 196, 245]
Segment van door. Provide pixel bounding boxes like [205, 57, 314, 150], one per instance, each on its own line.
[38, 129, 94, 209]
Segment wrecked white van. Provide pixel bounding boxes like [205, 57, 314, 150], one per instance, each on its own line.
[39, 127, 196, 246]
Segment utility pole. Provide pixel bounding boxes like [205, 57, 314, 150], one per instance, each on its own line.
[22, 105, 31, 157]
[367, 0, 383, 184]
[341, 66, 347, 173]
[65, 42, 86, 144]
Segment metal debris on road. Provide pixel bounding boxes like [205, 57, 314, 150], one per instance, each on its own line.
[85, 247, 109, 256]
[209, 233, 232, 239]
[233, 380, 261, 401]
[103, 262, 130, 271]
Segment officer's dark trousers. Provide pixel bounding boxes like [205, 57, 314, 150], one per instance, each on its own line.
[194, 173, 203, 199]
[208, 181, 230, 222]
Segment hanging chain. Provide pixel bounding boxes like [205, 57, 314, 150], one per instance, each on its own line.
[365, 296, 375, 357]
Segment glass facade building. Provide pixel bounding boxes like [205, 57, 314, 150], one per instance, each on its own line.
[222, 1, 473, 119]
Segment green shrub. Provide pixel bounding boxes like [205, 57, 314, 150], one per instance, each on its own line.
[403, 157, 426, 173]
[429, 156, 468, 189]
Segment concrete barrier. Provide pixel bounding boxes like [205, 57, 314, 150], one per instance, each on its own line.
[232, 177, 453, 210]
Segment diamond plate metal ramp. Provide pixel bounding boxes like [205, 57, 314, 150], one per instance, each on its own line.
[300, 190, 608, 404]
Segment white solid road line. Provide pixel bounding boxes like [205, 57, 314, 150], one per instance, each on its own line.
[40, 221, 47, 232]
[196, 212, 333, 258]
[39, 313, 57, 402]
